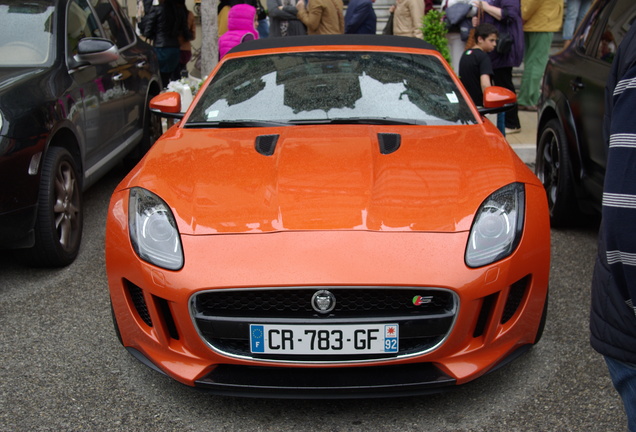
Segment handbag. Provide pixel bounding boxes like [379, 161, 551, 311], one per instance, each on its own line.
[383, 12, 394, 35]
[464, 1, 483, 50]
[444, 3, 472, 30]
[497, 20, 513, 54]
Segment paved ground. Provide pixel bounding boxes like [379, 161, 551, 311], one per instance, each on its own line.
[486, 110, 538, 165]
[505, 110, 539, 164]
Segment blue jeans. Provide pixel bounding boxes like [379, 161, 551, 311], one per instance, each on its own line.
[606, 356, 636, 432]
[562, 0, 592, 40]
[497, 112, 506, 136]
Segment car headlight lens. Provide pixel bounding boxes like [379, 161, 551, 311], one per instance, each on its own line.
[465, 183, 525, 268]
[128, 187, 183, 270]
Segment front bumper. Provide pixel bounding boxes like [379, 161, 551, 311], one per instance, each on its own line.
[106, 185, 550, 396]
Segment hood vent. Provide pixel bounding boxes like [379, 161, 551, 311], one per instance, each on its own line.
[255, 134, 279, 156]
[378, 133, 401, 155]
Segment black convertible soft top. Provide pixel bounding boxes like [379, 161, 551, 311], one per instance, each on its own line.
[228, 34, 438, 55]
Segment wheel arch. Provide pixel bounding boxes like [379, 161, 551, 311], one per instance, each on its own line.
[44, 123, 84, 190]
[142, 78, 163, 127]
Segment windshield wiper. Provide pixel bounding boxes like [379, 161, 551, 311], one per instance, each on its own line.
[289, 117, 426, 126]
[185, 120, 291, 128]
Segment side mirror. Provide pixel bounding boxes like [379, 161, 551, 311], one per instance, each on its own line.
[478, 86, 517, 115]
[150, 92, 184, 119]
[73, 38, 119, 66]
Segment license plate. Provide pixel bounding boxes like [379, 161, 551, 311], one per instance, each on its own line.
[250, 323, 399, 355]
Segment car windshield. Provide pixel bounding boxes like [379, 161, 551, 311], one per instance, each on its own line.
[187, 51, 477, 127]
[0, 0, 55, 66]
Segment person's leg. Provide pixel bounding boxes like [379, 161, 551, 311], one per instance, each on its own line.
[496, 112, 506, 136]
[517, 32, 553, 108]
[605, 356, 636, 432]
[576, 0, 593, 31]
[493, 67, 520, 130]
[446, 32, 464, 73]
[258, 18, 270, 38]
[562, 0, 580, 40]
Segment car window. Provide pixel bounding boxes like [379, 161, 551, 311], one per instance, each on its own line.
[0, 0, 54, 66]
[594, 0, 636, 63]
[92, 0, 131, 48]
[187, 51, 476, 127]
[115, 3, 137, 44]
[577, 2, 606, 54]
[67, 0, 103, 56]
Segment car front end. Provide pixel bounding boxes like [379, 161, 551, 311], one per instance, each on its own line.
[106, 36, 550, 398]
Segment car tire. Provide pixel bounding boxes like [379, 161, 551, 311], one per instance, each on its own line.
[25, 146, 83, 267]
[536, 118, 577, 227]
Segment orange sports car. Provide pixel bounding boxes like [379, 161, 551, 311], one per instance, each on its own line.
[106, 35, 550, 398]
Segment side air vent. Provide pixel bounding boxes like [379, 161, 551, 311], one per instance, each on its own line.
[378, 133, 401, 155]
[125, 280, 153, 327]
[255, 134, 279, 156]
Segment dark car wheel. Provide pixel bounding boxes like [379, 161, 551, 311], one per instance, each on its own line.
[536, 118, 577, 227]
[25, 147, 83, 267]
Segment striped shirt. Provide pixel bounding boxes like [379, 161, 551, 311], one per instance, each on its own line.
[602, 64, 636, 317]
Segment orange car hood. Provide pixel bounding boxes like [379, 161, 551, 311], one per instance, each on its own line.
[128, 124, 532, 235]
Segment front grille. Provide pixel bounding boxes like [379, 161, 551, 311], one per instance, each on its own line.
[191, 287, 458, 362]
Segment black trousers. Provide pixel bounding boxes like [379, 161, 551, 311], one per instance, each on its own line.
[493, 67, 521, 129]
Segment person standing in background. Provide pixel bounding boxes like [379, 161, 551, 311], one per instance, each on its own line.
[268, 0, 307, 36]
[140, 0, 192, 86]
[517, 0, 563, 112]
[172, 0, 196, 80]
[345, 0, 377, 34]
[590, 20, 636, 432]
[296, 0, 344, 35]
[459, 23, 498, 106]
[471, 0, 523, 135]
[219, 0, 269, 38]
[442, 0, 477, 72]
[562, 0, 592, 42]
[390, 0, 424, 39]
[218, 4, 259, 58]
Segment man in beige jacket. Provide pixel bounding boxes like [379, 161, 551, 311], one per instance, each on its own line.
[296, 0, 345, 34]
[517, 0, 563, 110]
[389, 0, 424, 39]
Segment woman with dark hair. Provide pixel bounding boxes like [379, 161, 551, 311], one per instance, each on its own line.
[141, 0, 192, 86]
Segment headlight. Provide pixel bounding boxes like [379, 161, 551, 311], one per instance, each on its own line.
[465, 183, 525, 268]
[128, 187, 183, 270]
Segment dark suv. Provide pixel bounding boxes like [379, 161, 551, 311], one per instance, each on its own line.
[536, 0, 636, 226]
[0, 0, 162, 266]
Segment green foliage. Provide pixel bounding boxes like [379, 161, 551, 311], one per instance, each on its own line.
[421, 9, 452, 68]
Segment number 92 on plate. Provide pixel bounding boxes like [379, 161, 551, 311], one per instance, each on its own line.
[250, 323, 399, 355]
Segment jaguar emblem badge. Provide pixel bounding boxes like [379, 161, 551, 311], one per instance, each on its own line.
[311, 290, 336, 314]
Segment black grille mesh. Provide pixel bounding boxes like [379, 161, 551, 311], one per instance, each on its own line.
[194, 288, 453, 318]
[192, 287, 457, 361]
[501, 276, 530, 324]
[126, 282, 152, 327]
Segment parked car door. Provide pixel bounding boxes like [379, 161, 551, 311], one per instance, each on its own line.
[92, 0, 147, 143]
[66, 0, 128, 176]
[569, 0, 636, 199]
